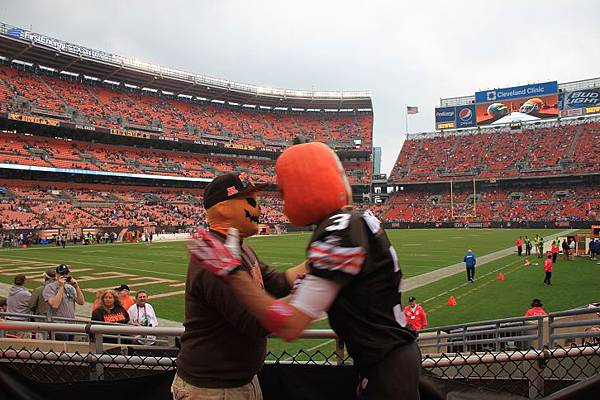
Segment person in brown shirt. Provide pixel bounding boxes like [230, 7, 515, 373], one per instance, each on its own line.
[172, 173, 306, 400]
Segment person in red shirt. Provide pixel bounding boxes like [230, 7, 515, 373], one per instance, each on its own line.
[524, 298, 547, 317]
[404, 296, 428, 331]
[551, 242, 559, 264]
[516, 237, 524, 256]
[543, 253, 553, 285]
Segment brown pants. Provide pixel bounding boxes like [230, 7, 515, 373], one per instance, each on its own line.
[171, 373, 262, 400]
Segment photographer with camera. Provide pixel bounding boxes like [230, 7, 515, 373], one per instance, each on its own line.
[127, 290, 158, 345]
[43, 264, 85, 341]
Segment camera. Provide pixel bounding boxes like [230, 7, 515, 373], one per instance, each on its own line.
[65, 276, 72, 282]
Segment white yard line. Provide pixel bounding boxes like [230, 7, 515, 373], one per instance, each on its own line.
[280, 339, 336, 362]
[402, 229, 576, 291]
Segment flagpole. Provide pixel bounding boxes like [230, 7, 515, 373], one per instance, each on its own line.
[405, 105, 409, 136]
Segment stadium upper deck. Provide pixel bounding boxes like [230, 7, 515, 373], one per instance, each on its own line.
[0, 23, 372, 111]
[0, 22, 374, 190]
[0, 62, 373, 150]
[389, 118, 600, 185]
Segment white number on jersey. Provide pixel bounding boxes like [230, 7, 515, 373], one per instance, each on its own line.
[325, 213, 351, 232]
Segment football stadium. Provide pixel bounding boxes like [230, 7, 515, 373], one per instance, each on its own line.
[0, 4, 599, 400]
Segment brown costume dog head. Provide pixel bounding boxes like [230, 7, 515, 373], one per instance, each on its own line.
[204, 172, 265, 238]
[275, 142, 351, 227]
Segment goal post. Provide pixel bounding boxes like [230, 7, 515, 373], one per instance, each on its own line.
[450, 178, 477, 219]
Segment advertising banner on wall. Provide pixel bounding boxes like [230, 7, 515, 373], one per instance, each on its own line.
[559, 88, 600, 117]
[474, 81, 559, 126]
[434, 105, 476, 130]
[455, 104, 477, 128]
[475, 93, 559, 125]
[436, 81, 560, 130]
[475, 81, 558, 104]
[434, 106, 456, 130]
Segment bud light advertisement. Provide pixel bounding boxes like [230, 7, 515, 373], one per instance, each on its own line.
[559, 88, 600, 116]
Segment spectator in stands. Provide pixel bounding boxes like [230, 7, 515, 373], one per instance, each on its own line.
[43, 264, 85, 341]
[114, 284, 134, 310]
[6, 274, 32, 338]
[173, 172, 306, 400]
[29, 269, 55, 318]
[585, 303, 600, 342]
[91, 289, 130, 324]
[544, 253, 553, 286]
[127, 290, 158, 345]
[464, 249, 477, 283]
[524, 299, 547, 317]
[551, 241, 559, 264]
[404, 296, 428, 332]
[516, 236, 523, 256]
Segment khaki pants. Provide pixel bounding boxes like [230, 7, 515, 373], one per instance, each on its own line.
[171, 373, 262, 400]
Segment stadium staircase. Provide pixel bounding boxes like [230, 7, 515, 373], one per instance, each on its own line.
[50, 190, 74, 203]
[75, 205, 105, 222]
[40, 77, 70, 113]
[565, 125, 584, 160]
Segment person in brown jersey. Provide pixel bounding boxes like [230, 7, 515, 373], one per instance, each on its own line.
[188, 143, 420, 400]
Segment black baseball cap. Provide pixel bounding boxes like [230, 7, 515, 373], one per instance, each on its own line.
[203, 172, 267, 210]
[56, 264, 70, 276]
[409, 296, 416, 302]
[114, 284, 130, 292]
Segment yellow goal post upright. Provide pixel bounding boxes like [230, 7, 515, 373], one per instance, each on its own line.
[450, 177, 477, 219]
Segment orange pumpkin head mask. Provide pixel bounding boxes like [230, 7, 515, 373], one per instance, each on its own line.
[204, 173, 265, 238]
[275, 142, 351, 227]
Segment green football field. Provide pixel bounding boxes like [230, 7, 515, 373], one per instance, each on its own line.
[1, 228, 598, 358]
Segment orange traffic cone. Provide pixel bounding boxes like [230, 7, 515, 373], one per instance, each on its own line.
[496, 272, 505, 281]
[524, 259, 531, 266]
[447, 295, 457, 306]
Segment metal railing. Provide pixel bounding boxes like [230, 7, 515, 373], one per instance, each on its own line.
[2, 307, 599, 354]
[0, 312, 175, 346]
[1, 307, 599, 398]
[417, 315, 546, 354]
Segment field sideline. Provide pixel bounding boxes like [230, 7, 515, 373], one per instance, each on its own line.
[1, 228, 598, 357]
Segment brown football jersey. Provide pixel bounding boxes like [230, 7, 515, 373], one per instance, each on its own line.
[307, 208, 416, 367]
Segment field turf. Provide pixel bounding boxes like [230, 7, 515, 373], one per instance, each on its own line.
[1, 228, 598, 358]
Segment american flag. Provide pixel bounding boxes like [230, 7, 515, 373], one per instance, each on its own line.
[407, 106, 419, 115]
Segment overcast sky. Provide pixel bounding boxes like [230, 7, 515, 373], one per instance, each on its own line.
[2, 1, 599, 174]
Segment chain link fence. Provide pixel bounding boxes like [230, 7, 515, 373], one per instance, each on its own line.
[1, 307, 599, 398]
[0, 344, 597, 398]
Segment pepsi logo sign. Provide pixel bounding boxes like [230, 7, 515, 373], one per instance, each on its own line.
[458, 107, 472, 122]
